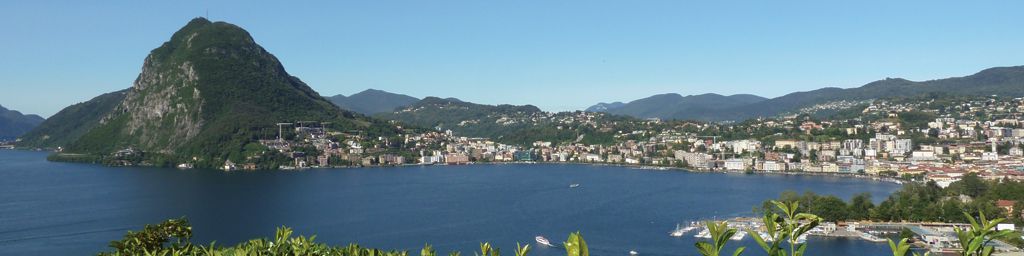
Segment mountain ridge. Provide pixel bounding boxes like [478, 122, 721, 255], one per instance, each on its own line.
[0, 105, 45, 140]
[587, 66, 1024, 121]
[23, 17, 396, 168]
[327, 89, 419, 115]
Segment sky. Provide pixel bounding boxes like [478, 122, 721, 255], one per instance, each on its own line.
[2, 1, 1023, 117]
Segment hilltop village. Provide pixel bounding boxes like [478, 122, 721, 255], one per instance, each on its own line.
[241, 96, 1024, 187]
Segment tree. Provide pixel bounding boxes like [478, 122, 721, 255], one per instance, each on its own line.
[695, 221, 745, 256]
[848, 193, 875, 220]
[959, 173, 989, 198]
[954, 212, 1015, 256]
[810, 195, 849, 222]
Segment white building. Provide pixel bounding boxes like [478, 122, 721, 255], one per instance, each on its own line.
[724, 158, 748, 171]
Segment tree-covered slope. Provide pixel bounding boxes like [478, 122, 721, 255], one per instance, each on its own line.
[60, 18, 396, 167]
[589, 93, 767, 120]
[16, 90, 127, 148]
[378, 97, 542, 138]
[327, 89, 420, 115]
[590, 66, 1024, 121]
[0, 105, 45, 141]
[716, 66, 1024, 121]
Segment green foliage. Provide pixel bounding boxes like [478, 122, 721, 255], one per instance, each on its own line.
[16, 90, 127, 149]
[887, 238, 929, 256]
[694, 221, 745, 256]
[748, 200, 821, 256]
[955, 212, 1015, 256]
[562, 232, 588, 256]
[100, 217, 193, 256]
[514, 243, 530, 256]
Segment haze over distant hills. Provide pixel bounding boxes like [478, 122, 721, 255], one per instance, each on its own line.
[0, 105, 44, 140]
[327, 89, 419, 115]
[588, 93, 768, 120]
[587, 66, 1024, 121]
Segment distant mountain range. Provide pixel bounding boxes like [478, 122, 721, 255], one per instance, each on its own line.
[588, 93, 768, 120]
[18, 18, 396, 168]
[327, 89, 419, 115]
[0, 105, 44, 140]
[586, 66, 1024, 121]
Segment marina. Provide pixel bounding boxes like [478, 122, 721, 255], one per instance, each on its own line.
[675, 217, 1021, 254]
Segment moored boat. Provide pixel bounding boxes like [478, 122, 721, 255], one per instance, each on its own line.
[535, 236, 553, 247]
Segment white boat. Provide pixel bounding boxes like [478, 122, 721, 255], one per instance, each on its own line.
[629, 250, 639, 255]
[535, 236, 553, 247]
[859, 232, 887, 242]
[694, 228, 711, 239]
[730, 231, 746, 241]
[569, 183, 580, 188]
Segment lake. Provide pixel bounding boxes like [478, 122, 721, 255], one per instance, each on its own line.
[0, 150, 901, 255]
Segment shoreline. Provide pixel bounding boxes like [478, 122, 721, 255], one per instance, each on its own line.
[2, 148, 906, 185]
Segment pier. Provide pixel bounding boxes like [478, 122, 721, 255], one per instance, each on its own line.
[677, 218, 1022, 254]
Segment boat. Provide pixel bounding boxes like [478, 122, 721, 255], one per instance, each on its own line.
[858, 232, 887, 242]
[694, 228, 711, 239]
[670, 223, 699, 237]
[569, 183, 580, 188]
[730, 231, 746, 241]
[629, 250, 639, 255]
[535, 236, 553, 247]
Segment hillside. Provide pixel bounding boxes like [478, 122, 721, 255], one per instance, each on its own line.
[378, 97, 543, 138]
[377, 97, 640, 146]
[41, 18, 396, 168]
[16, 90, 127, 148]
[590, 66, 1024, 121]
[0, 105, 45, 140]
[584, 102, 625, 112]
[715, 66, 1024, 121]
[587, 93, 767, 120]
[327, 89, 419, 115]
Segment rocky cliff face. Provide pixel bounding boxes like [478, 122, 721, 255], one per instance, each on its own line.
[108, 55, 204, 153]
[57, 17, 394, 167]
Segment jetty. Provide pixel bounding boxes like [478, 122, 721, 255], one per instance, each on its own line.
[681, 217, 1022, 254]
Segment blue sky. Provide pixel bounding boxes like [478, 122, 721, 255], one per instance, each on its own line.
[2, 1, 1023, 117]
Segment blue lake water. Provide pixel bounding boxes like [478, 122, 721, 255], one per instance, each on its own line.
[0, 150, 902, 255]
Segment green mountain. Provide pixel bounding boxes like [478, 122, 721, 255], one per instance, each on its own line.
[715, 66, 1024, 121]
[378, 97, 542, 138]
[592, 66, 1024, 121]
[0, 105, 45, 141]
[587, 93, 767, 120]
[327, 89, 419, 115]
[41, 18, 395, 167]
[377, 97, 635, 145]
[16, 90, 127, 148]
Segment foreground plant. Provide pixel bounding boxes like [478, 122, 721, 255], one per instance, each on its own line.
[954, 212, 1014, 256]
[695, 221, 745, 256]
[748, 200, 821, 256]
[563, 232, 588, 256]
[887, 238, 929, 256]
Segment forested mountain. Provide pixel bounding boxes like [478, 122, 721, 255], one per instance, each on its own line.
[378, 97, 541, 138]
[23, 18, 397, 167]
[16, 90, 127, 148]
[327, 89, 419, 115]
[587, 93, 767, 120]
[0, 105, 44, 140]
[589, 66, 1024, 121]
